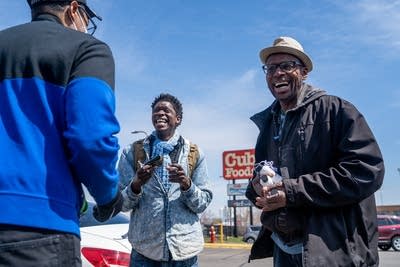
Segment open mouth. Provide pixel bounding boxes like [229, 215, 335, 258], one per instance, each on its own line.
[274, 82, 289, 88]
[154, 118, 168, 126]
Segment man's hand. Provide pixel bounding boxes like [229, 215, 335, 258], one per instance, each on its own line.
[255, 182, 287, 212]
[167, 163, 191, 191]
[251, 175, 263, 197]
[131, 164, 156, 194]
[93, 191, 123, 222]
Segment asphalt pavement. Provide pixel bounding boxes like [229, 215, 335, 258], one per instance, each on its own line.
[199, 244, 400, 267]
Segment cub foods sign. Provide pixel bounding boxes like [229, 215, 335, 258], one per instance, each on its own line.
[222, 149, 255, 180]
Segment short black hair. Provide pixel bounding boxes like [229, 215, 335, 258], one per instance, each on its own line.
[151, 93, 183, 120]
[30, 1, 70, 18]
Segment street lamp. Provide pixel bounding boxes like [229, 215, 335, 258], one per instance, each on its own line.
[131, 130, 148, 138]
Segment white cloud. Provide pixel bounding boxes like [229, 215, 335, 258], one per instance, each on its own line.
[178, 70, 269, 210]
[180, 69, 268, 151]
[339, 0, 400, 53]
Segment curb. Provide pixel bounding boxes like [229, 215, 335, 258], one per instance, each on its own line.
[204, 243, 252, 249]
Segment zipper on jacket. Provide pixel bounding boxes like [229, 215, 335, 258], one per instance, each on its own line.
[298, 125, 305, 170]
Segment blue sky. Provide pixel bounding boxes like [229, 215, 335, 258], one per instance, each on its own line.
[2, 0, 400, 216]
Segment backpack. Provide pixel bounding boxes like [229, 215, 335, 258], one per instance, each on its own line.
[131, 137, 199, 178]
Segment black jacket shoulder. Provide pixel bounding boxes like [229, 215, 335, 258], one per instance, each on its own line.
[0, 14, 114, 89]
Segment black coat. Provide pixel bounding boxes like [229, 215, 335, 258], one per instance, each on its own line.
[246, 84, 384, 267]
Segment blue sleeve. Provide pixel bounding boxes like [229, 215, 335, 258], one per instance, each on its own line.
[63, 77, 120, 205]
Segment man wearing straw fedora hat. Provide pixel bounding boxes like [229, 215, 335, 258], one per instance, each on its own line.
[246, 36, 384, 266]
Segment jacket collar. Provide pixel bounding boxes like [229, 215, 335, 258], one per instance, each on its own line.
[250, 83, 326, 131]
[33, 13, 63, 25]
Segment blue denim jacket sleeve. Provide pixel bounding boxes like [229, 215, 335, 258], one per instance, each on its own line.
[180, 147, 213, 213]
[118, 145, 134, 190]
[118, 144, 142, 212]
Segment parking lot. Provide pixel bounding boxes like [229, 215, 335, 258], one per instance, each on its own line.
[198, 248, 400, 267]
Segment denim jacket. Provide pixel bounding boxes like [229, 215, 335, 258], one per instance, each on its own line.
[118, 135, 213, 261]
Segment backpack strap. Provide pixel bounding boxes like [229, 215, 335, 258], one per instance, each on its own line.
[187, 143, 199, 179]
[132, 139, 146, 172]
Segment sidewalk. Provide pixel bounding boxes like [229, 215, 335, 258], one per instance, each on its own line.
[204, 242, 251, 249]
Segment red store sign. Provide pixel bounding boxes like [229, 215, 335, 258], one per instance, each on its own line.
[222, 149, 255, 180]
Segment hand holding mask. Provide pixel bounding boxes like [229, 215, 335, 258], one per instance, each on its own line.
[253, 161, 282, 196]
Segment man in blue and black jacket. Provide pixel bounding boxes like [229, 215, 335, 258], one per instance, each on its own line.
[0, 1, 123, 265]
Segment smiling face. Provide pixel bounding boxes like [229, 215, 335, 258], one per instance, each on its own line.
[265, 53, 308, 111]
[152, 101, 181, 140]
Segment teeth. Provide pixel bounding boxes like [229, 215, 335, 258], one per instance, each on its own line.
[275, 82, 288, 88]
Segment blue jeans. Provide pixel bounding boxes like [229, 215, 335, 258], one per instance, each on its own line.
[0, 225, 81, 267]
[273, 244, 303, 267]
[130, 249, 198, 267]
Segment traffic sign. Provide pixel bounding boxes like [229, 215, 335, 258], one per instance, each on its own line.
[227, 183, 248, 196]
[227, 199, 253, 207]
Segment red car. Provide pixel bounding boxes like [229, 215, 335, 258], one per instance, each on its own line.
[377, 214, 400, 251]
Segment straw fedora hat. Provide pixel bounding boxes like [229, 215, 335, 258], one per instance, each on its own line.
[259, 36, 313, 72]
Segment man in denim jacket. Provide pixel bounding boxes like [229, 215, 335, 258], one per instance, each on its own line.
[118, 93, 213, 266]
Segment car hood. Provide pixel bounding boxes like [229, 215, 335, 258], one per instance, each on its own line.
[81, 223, 131, 251]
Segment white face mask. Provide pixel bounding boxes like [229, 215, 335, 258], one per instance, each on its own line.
[69, 10, 88, 34]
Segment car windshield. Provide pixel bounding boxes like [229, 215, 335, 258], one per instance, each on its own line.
[390, 217, 400, 225]
[378, 218, 388, 226]
[378, 216, 400, 226]
[250, 226, 261, 231]
[79, 202, 130, 228]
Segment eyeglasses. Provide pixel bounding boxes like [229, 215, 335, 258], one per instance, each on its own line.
[262, 61, 303, 75]
[78, 5, 98, 35]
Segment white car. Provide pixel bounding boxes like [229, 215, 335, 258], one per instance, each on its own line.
[79, 202, 131, 266]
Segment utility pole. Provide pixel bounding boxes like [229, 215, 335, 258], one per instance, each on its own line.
[232, 179, 237, 237]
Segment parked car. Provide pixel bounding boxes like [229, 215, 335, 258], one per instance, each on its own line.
[377, 214, 400, 251]
[242, 225, 261, 243]
[80, 202, 131, 266]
